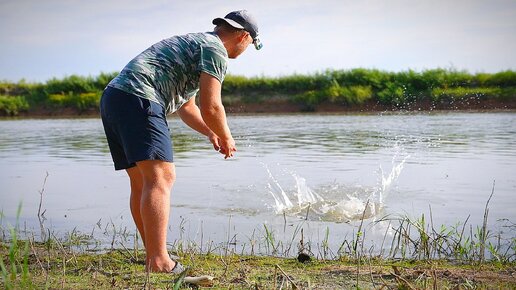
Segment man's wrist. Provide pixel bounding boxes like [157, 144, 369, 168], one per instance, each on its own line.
[207, 131, 217, 138]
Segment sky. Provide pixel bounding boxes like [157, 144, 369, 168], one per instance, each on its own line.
[0, 0, 515, 82]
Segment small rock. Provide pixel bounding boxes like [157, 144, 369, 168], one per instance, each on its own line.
[297, 252, 311, 263]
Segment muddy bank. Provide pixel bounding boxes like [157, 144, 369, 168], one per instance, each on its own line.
[2, 98, 516, 118]
[226, 98, 516, 113]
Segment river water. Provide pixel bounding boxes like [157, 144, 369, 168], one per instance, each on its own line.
[1, 112, 515, 255]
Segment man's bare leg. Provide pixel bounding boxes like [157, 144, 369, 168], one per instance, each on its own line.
[128, 160, 177, 272]
[127, 166, 146, 246]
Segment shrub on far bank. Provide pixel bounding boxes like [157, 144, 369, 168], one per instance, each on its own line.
[431, 87, 503, 102]
[329, 85, 373, 105]
[377, 83, 406, 105]
[48, 91, 101, 112]
[44, 73, 117, 96]
[0, 95, 29, 116]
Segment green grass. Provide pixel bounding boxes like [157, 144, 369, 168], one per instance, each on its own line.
[2, 195, 514, 289]
[1, 238, 514, 289]
[1, 69, 515, 115]
[0, 204, 31, 289]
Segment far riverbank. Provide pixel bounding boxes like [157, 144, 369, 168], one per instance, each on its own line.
[2, 69, 516, 116]
[2, 98, 516, 118]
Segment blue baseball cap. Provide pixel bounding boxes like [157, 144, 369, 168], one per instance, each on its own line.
[213, 10, 263, 50]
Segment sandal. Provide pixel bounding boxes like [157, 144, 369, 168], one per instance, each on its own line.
[170, 260, 185, 274]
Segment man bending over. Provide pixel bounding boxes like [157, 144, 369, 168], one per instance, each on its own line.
[100, 10, 262, 273]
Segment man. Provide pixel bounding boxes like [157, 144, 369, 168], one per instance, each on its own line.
[100, 10, 261, 273]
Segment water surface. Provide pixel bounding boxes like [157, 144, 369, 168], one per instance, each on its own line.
[1, 112, 515, 254]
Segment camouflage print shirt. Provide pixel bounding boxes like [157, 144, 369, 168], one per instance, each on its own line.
[107, 32, 228, 115]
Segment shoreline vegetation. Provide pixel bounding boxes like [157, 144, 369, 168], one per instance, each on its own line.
[1, 185, 515, 289]
[1, 68, 516, 117]
[1, 216, 515, 289]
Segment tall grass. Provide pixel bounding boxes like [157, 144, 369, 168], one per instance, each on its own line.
[223, 68, 516, 108]
[0, 204, 31, 289]
[47, 92, 101, 112]
[1, 202, 515, 289]
[0, 72, 116, 115]
[432, 87, 502, 102]
[1, 69, 515, 115]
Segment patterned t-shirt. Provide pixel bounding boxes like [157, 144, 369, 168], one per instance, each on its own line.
[108, 32, 228, 115]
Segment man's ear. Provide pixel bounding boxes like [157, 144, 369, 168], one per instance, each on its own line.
[238, 31, 249, 42]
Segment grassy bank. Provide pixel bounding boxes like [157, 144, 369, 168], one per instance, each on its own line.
[2, 240, 515, 289]
[2, 192, 515, 289]
[1, 69, 516, 116]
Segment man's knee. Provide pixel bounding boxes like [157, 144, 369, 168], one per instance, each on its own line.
[137, 160, 176, 188]
[158, 168, 176, 187]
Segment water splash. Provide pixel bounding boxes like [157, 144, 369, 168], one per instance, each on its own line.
[265, 154, 409, 223]
[374, 153, 410, 205]
[265, 165, 293, 212]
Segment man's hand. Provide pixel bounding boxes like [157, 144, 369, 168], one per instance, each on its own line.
[219, 137, 237, 159]
[208, 132, 221, 152]
[208, 133, 237, 159]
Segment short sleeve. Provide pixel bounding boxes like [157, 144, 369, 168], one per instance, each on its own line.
[199, 45, 228, 83]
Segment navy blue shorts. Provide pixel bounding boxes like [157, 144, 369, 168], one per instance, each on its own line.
[100, 86, 173, 170]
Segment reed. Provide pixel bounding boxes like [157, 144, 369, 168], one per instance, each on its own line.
[0, 204, 31, 290]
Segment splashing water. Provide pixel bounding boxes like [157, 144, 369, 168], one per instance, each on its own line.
[375, 154, 410, 205]
[265, 154, 409, 223]
[266, 166, 294, 212]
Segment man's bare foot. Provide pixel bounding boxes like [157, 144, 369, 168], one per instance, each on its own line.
[145, 256, 176, 273]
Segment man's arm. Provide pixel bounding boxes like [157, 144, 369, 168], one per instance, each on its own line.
[176, 96, 222, 153]
[176, 95, 213, 137]
[198, 72, 236, 159]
